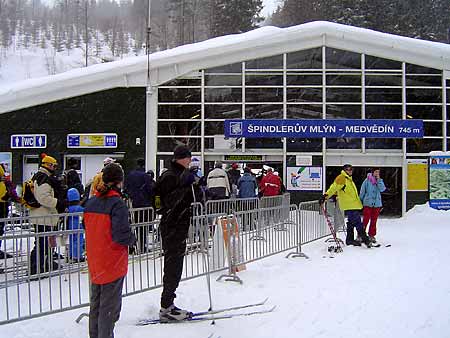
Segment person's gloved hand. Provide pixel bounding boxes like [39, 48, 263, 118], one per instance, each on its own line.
[318, 194, 328, 205]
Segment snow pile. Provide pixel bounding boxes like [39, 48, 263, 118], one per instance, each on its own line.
[0, 204, 449, 338]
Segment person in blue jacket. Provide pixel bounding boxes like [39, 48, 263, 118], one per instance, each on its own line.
[237, 167, 257, 198]
[359, 168, 386, 243]
[67, 188, 85, 262]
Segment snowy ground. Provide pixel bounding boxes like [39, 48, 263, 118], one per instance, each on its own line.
[0, 204, 449, 338]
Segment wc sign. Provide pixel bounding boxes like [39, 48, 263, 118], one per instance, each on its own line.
[10, 134, 47, 149]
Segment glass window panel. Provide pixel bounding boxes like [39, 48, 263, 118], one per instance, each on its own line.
[326, 48, 361, 70]
[287, 88, 322, 102]
[205, 104, 242, 119]
[326, 138, 361, 149]
[365, 55, 402, 70]
[158, 105, 201, 119]
[327, 74, 361, 86]
[365, 74, 402, 86]
[205, 75, 242, 86]
[245, 88, 283, 102]
[424, 122, 443, 136]
[286, 104, 322, 119]
[406, 64, 441, 74]
[158, 121, 201, 136]
[245, 55, 283, 69]
[406, 75, 442, 87]
[366, 105, 402, 119]
[287, 73, 322, 85]
[407, 138, 442, 153]
[246, 73, 283, 86]
[286, 138, 322, 152]
[158, 137, 201, 152]
[204, 137, 242, 150]
[245, 138, 283, 149]
[366, 138, 402, 149]
[366, 88, 402, 103]
[205, 88, 242, 102]
[204, 121, 225, 136]
[162, 78, 201, 86]
[406, 105, 442, 120]
[326, 104, 361, 119]
[158, 88, 201, 103]
[327, 88, 361, 102]
[406, 88, 442, 103]
[245, 104, 283, 119]
[204, 63, 242, 74]
[156, 155, 173, 174]
[287, 48, 322, 69]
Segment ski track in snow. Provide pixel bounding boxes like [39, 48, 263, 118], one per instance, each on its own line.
[0, 204, 449, 338]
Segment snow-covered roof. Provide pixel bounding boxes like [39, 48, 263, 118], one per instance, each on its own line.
[2, 20, 450, 114]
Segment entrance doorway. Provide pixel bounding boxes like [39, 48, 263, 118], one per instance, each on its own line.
[326, 166, 402, 217]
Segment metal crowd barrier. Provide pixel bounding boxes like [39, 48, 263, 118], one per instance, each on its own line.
[0, 194, 340, 324]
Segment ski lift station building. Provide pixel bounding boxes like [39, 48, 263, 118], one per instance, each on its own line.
[1, 21, 450, 216]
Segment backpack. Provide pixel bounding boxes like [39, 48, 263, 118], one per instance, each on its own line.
[22, 178, 41, 209]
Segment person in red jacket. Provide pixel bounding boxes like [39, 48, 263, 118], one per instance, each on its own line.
[84, 163, 136, 338]
[259, 168, 281, 197]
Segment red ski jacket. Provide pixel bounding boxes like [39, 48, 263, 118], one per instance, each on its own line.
[259, 173, 281, 197]
[84, 189, 136, 284]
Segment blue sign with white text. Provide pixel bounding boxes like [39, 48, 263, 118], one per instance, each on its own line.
[10, 134, 47, 149]
[224, 119, 423, 138]
[429, 155, 450, 210]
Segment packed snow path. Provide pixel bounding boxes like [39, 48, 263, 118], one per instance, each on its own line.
[0, 204, 448, 338]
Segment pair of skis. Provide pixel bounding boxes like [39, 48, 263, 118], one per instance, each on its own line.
[136, 298, 274, 325]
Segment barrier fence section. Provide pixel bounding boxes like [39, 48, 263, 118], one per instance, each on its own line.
[0, 195, 339, 324]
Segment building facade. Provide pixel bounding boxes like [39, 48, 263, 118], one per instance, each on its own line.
[1, 21, 449, 215]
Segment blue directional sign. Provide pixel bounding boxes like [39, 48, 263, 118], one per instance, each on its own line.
[10, 134, 47, 149]
[67, 133, 118, 148]
[224, 119, 424, 138]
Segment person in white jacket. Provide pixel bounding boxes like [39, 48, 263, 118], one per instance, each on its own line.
[29, 154, 67, 276]
[207, 161, 230, 200]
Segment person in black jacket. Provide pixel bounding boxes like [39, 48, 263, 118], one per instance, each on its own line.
[124, 158, 153, 252]
[156, 144, 200, 322]
[64, 158, 84, 197]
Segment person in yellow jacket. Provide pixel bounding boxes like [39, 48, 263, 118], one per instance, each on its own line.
[320, 164, 371, 247]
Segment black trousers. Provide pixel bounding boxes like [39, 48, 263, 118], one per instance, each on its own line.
[160, 240, 186, 308]
[89, 276, 125, 338]
[29, 224, 55, 274]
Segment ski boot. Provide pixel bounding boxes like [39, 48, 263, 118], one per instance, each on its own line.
[159, 304, 193, 322]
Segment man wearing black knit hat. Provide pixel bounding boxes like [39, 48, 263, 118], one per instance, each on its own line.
[155, 144, 201, 321]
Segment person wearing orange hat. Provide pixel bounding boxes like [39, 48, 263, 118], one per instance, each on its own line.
[29, 153, 67, 276]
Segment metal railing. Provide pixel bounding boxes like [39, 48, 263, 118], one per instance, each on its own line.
[0, 194, 340, 324]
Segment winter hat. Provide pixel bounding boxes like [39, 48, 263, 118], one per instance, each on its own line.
[67, 188, 81, 202]
[343, 164, 353, 170]
[41, 153, 57, 166]
[103, 157, 116, 166]
[214, 161, 223, 169]
[137, 158, 145, 167]
[173, 145, 192, 160]
[102, 163, 124, 184]
[0, 164, 4, 177]
[232, 163, 238, 169]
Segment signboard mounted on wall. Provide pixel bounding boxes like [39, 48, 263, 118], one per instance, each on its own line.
[287, 166, 322, 191]
[67, 133, 118, 148]
[10, 134, 47, 149]
[224, 119, 424, 138]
